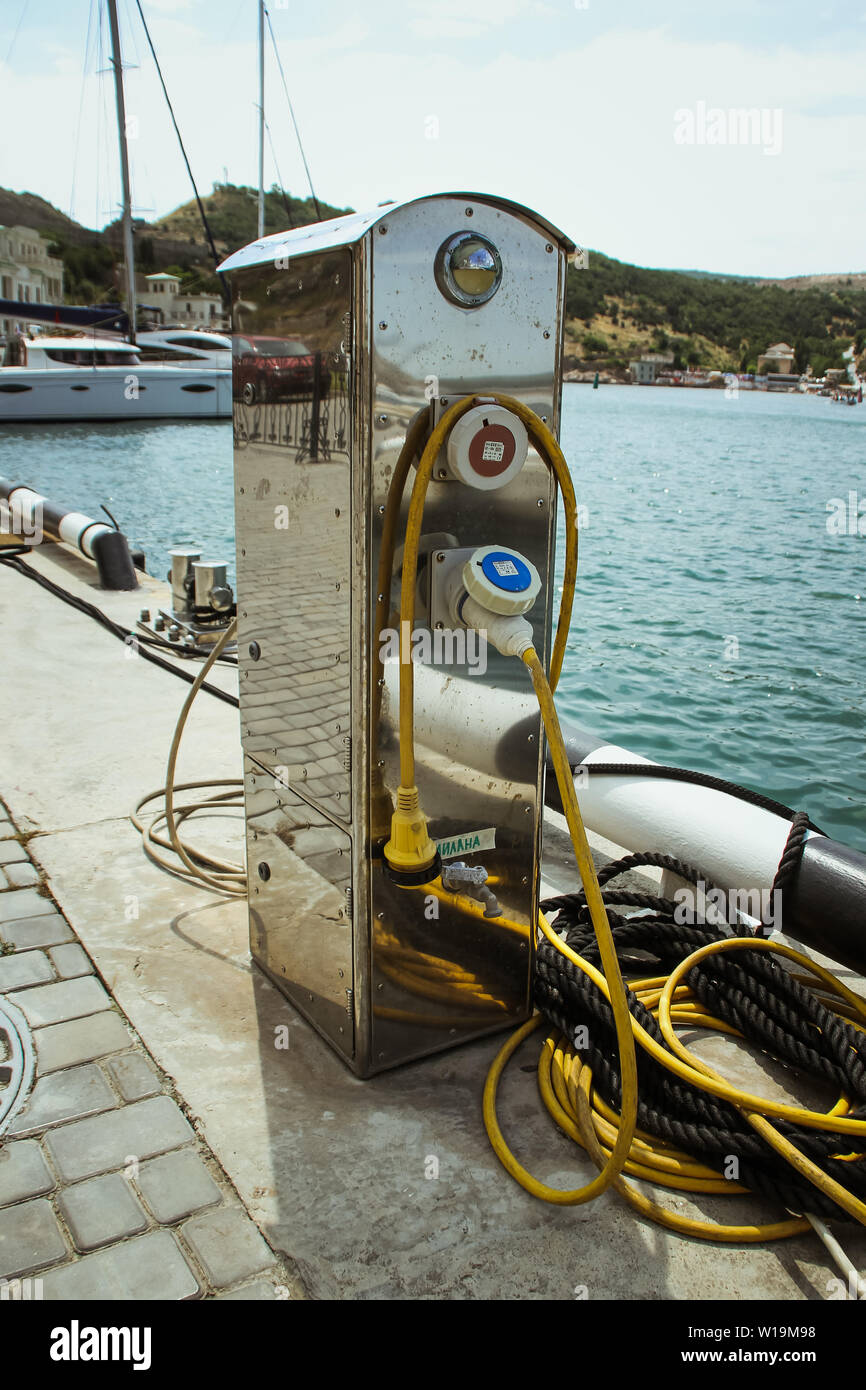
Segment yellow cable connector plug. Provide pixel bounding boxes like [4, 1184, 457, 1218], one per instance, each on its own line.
[383, 786, 442, 887]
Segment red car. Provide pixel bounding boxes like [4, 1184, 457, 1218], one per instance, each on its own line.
[233, 335, 330, 404]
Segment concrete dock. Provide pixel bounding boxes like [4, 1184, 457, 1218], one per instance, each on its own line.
[1, 541, 864, 1300]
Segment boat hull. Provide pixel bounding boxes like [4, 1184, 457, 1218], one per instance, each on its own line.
[0, 365, 232, 421]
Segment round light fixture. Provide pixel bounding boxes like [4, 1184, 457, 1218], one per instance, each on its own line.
[435, 231, 503, 308]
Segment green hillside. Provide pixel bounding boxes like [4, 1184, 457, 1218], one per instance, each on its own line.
[565, 250, 866, 376]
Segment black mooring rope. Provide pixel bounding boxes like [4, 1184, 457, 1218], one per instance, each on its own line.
[539, 842, 866, 1222]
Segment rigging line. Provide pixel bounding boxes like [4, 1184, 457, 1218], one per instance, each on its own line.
[69, 0, 98, 222]
[264, 119, 295, 228]
[264, 4, 321, 220]
[96, 0, 107, 233]
[2, 0, 29, 68]
[131, 0, 225, 288]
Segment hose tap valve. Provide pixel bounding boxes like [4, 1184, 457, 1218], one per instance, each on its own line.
[440, 861, 502, 918]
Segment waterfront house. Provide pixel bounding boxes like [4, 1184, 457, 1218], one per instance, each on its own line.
[0, 225, 65, 341]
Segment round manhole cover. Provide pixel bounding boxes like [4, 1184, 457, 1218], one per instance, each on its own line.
[0, 998, 36, 1136]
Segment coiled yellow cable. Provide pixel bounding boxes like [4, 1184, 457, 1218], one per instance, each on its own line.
[485, 913, 866, 1239]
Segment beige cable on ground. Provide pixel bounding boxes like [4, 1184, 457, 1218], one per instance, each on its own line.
[131, 618, 247, 896]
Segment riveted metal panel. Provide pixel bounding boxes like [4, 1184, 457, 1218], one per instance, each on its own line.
[364, 195, 563, 1070]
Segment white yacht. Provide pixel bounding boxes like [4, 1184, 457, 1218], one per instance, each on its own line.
[0, 333, 231, 421]
[133, 329, 232, 370]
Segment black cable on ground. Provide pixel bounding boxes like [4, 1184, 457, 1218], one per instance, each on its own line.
[0, 554, 239, 709]
[539, 849, 866, 1222]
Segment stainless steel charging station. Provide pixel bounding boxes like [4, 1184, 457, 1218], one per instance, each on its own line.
[221, 193, 574, 1075]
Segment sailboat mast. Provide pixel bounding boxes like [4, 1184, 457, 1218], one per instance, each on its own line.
[257, 0, 265, 239]
[106, 0, 137, 343]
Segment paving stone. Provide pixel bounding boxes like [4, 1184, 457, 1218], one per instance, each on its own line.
[41, 1230, 200, 1301]
[0, 1140, 54, 1206]
[0, 1198, 68, 1279]
[8, 1064, 117, 1137]
[0, 887, 55, 923]
[58, 1173, 148, 1252]
[9, 976, 111, 1028]
[181, 1206, 273, 1288]
[0, 949, 55, 992]
[215, 1278, 284, 1300]
[0, 913, 71, 951]
[106, 1052, 161, 1103]
[136, 1149, 221, 1223]
[3, 862, 40, 889]
[0, 840, 27, 866]
[35, 1012, 131, 1073]
[47, 943, 92, 979]
[45, 1097, 194, 1182]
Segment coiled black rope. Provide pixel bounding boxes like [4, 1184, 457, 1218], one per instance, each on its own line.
[538, 850, 866, 1221]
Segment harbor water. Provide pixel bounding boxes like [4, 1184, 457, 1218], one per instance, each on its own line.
[1, 385, 863, 844]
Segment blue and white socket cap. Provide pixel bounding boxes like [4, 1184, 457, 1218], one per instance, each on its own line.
[462, 545, 542, 616]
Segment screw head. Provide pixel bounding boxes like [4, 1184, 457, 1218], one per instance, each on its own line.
[258, 862, 271, 881]
[249, 641, 261, 661]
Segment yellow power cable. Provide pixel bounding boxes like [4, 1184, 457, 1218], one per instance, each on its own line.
[479, 647, 640, 1206]
[384, 394, 580, 878]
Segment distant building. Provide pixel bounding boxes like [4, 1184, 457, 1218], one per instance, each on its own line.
[629, 351, 674, 384]
[139, 272, 225, 328]
[0, 225, 65, 339]
[756, 342, 796, 374]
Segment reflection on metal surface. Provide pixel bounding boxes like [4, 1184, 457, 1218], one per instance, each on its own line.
[245, 765, 354, 1059]
[233, 249, 353, 825]
[367, 196, 560, 1069]
[434, 231, 503, 307]
[229, 194, 570, 1075]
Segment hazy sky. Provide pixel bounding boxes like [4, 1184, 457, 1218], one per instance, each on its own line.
[2, 0, 865, 277]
